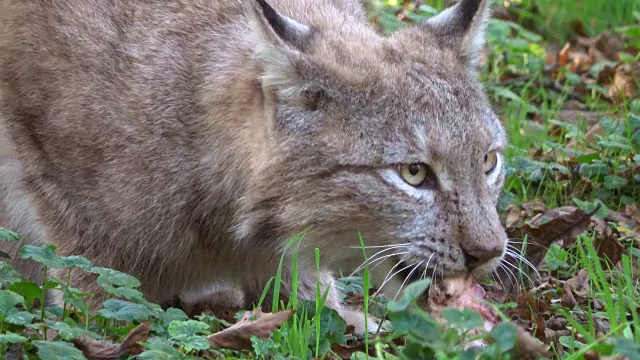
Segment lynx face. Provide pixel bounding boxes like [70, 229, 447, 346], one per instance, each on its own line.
[243, 0, 507, 294]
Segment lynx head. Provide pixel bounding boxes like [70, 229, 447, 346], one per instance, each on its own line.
[240, 0, 507, 287]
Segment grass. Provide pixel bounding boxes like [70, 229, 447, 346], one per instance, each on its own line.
[514, 0, 640, 42]
[1, 0, 640, 359]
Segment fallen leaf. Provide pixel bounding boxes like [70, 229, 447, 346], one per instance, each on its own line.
[507, 206, 596, 268]
[514, 325, 550, 359]
[510, 290, 551, 321]
[504, 205, 524, 229]
[547, 316, 568, 331]
[558, 43, 571, 67]
[558, 111, 606, 127]
[569, 51, 593, 74]
[617, 223, 640, 242]
[561, 269, 590, 308]
[591, 218, 626, 265]
[592, 32, 625, 61]
[561, 123, 605, 156]
[207, 309, 294, 350]
[74, 322, 151, 360]
[625, 204, 640, 224]
[596, 64, 617, 85]
[604, 209, 633, 227]
[609, 63, 640, 103]
[498, 206, 597, 294]
[544, 327, 558, 343]
[330, 342, 372, 360]
[560, 285, 578, 308]
[522, 200, 547, 218]
[533, 315, 547, 342]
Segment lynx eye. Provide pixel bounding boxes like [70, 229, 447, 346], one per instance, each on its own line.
[483, 151, 498, 174]
[398, 163, 429, 186]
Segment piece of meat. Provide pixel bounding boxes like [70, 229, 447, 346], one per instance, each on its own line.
[427, 277, 550, 358]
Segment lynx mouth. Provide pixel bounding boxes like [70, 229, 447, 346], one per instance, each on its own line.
[397, 257, 499, 286]
[397, 260, 466, 285]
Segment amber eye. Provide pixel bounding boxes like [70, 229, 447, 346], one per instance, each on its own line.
[483, 151, 498, 174]
[398, 163, 429, 186]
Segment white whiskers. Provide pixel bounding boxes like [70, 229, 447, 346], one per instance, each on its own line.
[505, 243, 540, 278]
[373, 257, 411, 297]
[394, 260, 425, 300]
[420, 253, 435, 281]
[348, 243, 410, 277]
[348, 243, 411, 249]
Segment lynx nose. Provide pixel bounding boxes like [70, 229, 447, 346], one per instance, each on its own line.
[462, 247, 503, 271]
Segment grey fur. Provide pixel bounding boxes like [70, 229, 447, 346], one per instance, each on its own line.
[0, 0, 506, 332]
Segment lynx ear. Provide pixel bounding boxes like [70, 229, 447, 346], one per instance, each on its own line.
[249, 0, 313, 95]
[253, 0, 311, 49]
[424, 0, 491, 66]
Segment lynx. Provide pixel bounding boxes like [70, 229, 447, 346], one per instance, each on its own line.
[0, 0, 507, 331]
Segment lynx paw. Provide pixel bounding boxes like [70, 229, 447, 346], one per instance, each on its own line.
[338, 308, 381, 335]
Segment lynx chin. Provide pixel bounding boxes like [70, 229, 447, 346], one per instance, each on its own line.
[0, 0, 508, 332]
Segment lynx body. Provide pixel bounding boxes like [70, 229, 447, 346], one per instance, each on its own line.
[0, 0, 507, 329]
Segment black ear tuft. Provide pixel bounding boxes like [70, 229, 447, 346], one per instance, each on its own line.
[255, 0, 289, 41]
[424, 0, 490, 66]
[455, 0, 483, 34]
[253, 0, 311, 49]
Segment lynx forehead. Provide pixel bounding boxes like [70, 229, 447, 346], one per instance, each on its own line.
[0, 0, 507, 331]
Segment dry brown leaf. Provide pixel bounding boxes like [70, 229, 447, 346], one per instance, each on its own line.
[74, 322, 151, 360]
[510, 290, 552, 320]
[497, 206, 596, 294]
[604, 209, 634, 228]
[507, 206, 595, 268]
[533, 315, 548, 344]
[330, 342, 371, 360]
[565, 269, 590, 295]
[522, 200, 547, 218]
[576, 32, 625, 63]
[609, 63, 640, 103]
[569, 51, 593, 74]
[591, 218, 626, 265]
[571, 178, 595, 198]
[330, 343, 360, 360]
[625, 204, 640, 224]
[560, 123, 604, 156]
[547, 316, 568, 331]
[596, 64, 617, 86]
[504, 205, 524, 229]
[207, 309, 294, 351]
[544, 327, 558, 344]
[558, 43, 571, 67]
[592, 32, 625, 61]
[561, 284, 578, 308]
[617, 224, 640, 242]
[559, 111, 607, 127]
[502, 326, 551, 360]
[561, 269, 590, 308]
